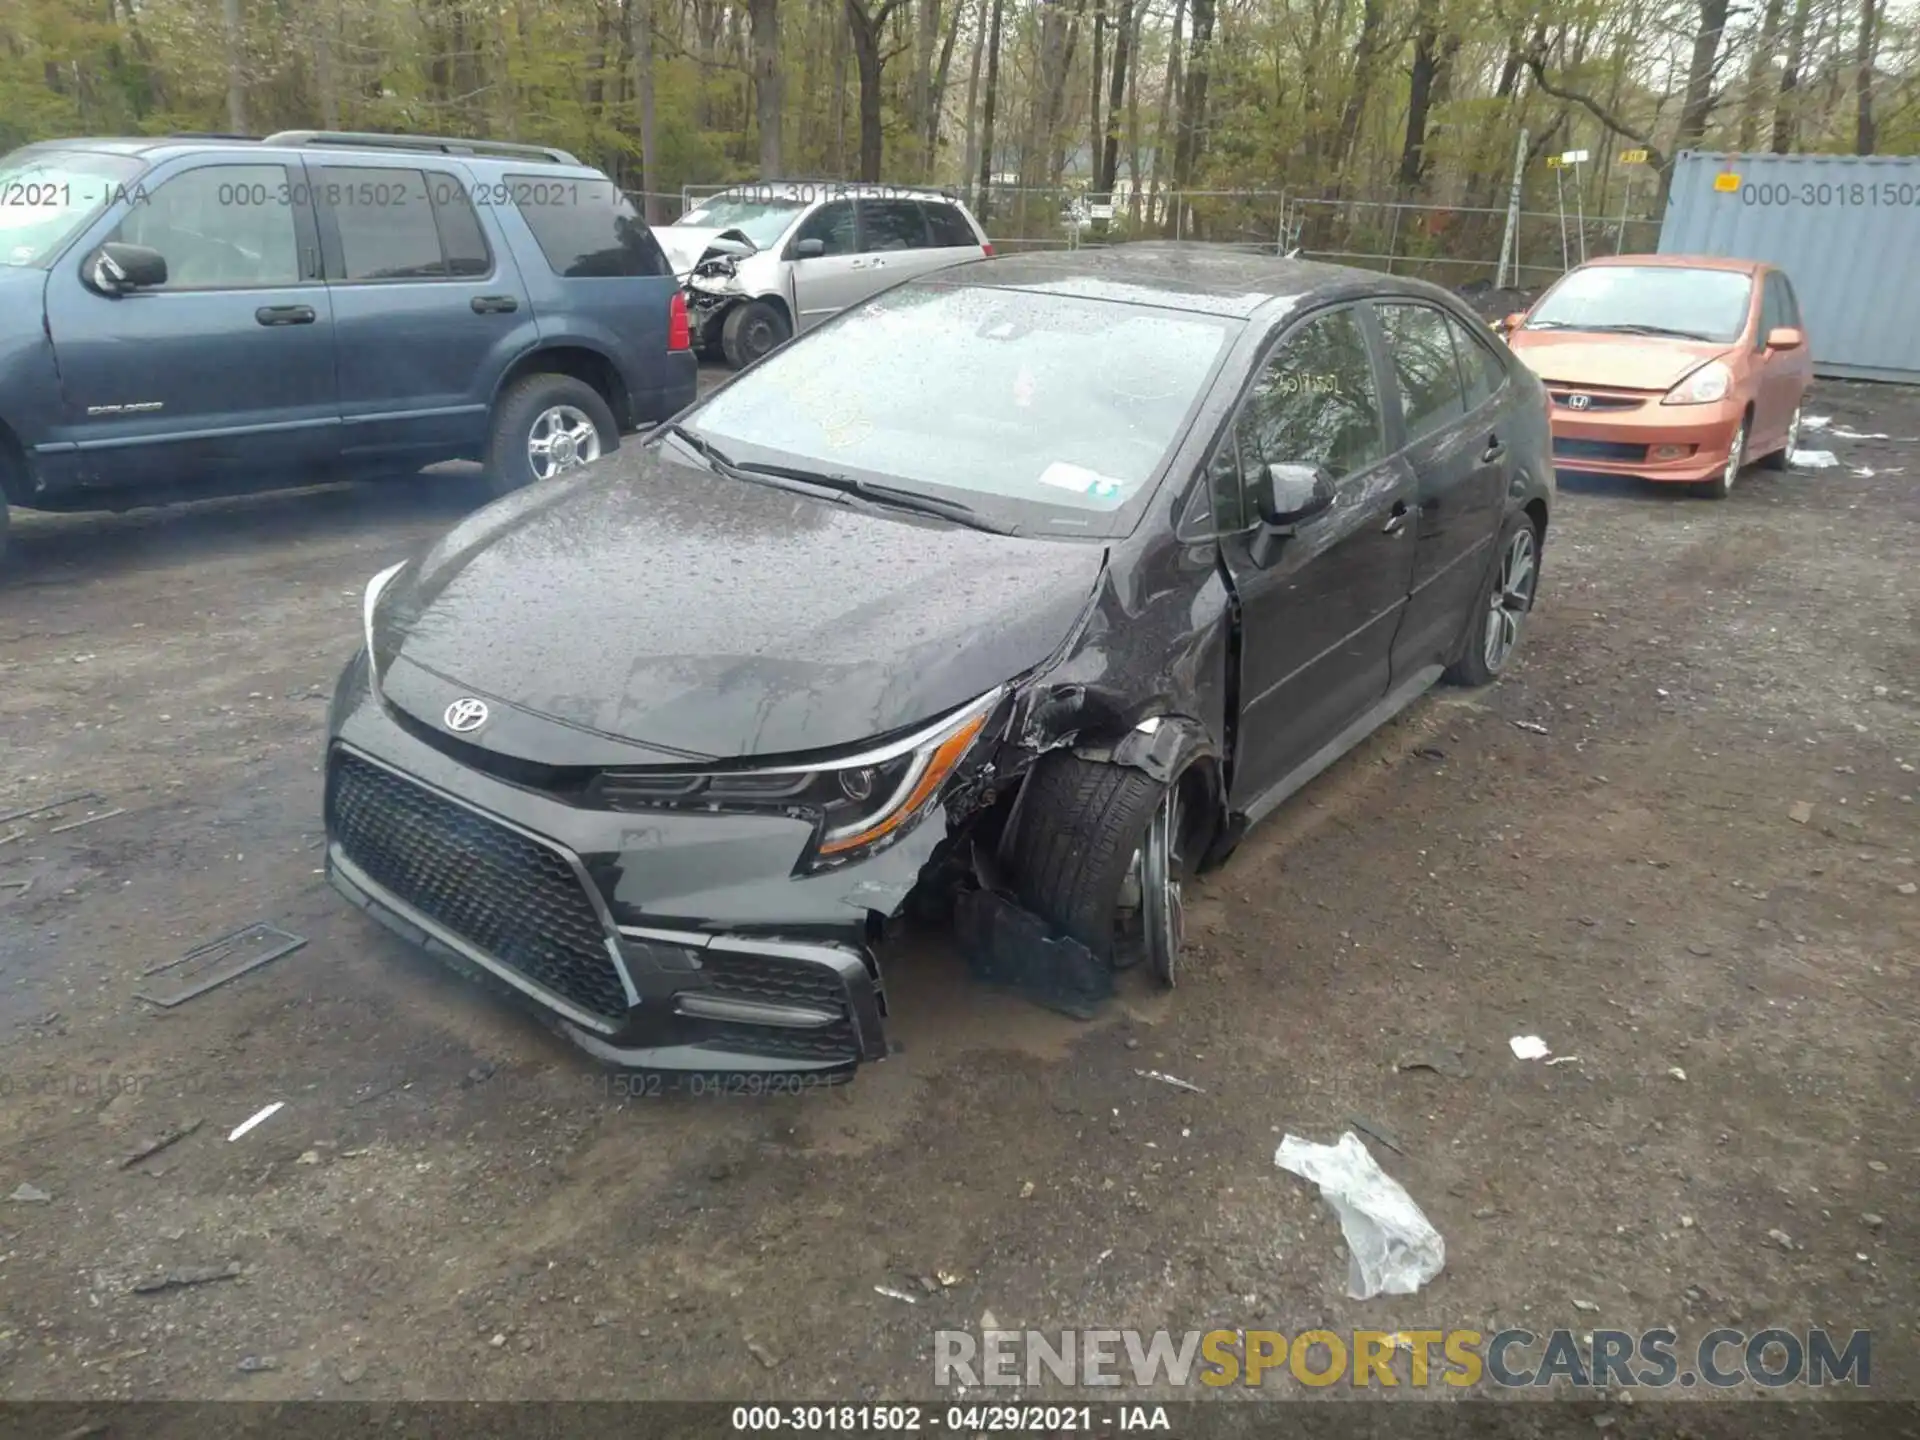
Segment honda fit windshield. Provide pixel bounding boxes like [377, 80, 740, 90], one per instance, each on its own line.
[1524, 265, 1754, 344]
[0, 149, 145, 267]
[674, 196, 807, 250]
[681, 282, 1237, 535]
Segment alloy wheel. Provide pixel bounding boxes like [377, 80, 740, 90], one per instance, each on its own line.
[1784, 406, 1802, 459]
[1119, 785, 1186, 987]
[527, 404, 603, 481]
[1721, 421, 1746, 494]
[1483, 526, 1538, 673]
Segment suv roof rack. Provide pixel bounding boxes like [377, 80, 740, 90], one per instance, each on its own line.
[166, 132, 261, 141]
[260, 130, 580, 165]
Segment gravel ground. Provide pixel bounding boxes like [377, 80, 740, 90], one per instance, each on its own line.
[0, 377, 1913, 1413]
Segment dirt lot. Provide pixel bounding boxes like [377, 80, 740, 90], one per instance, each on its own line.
[0, 377, 1914, 1411]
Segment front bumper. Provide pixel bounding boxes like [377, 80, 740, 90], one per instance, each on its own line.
[321, 657, 947, 1074]
[1546, 391, 1744, 483]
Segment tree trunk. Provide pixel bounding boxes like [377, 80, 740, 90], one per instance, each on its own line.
[976, 0, 1005, 216]
[629, 0, 659, 218]
[1674, 0, 1731, 155]
[223, 0, 247, 131]
[312, 0, 338, 127]
[1328, 0, 1381, 187]
[1124, 0, 1141, 220]
[750, 0, 783, 175]
[1098, 0, 1131, 193]
[832, 0, 849, 172]
[1397, 7, 1440, 193]
[1772, 0, 1813, 151]
[1737, 0, 1786, 150]
[961, 0, 985, 202]
[844, 0, 901, 181]
[1088, 0, 1104, 185]
[926, 0, 964, 170]
[1150, 0, 1185, 224]
[1853, 0, 1877, 153]
[911, 0, 938, 172]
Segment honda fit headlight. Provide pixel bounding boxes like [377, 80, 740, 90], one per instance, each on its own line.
[593, 689, 1003, 871]
[1662, 360, 1733, 406]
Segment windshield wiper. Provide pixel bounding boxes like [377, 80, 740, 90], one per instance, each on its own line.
[661, 422, 741, 471]
[734, 462, 1012, 533]
[1538, 321, 1717, 341]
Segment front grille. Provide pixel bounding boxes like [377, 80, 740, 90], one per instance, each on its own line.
[694, 950, 859, 1063]
[328, 751, 630, 1024]
[1553, 437, 1649, 463]
[1550, 390, 1646, 411]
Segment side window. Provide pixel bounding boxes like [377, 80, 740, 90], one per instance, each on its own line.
[1236, 307, 1387, 482]
[1376, 303, 1469, 444]
[1776, 273, 1803, 328]
[860, 199, 929, 252]
[923, 201, 978, 248]
[429, 176, 491, 277]
[109, 164, 300, 289]
[790, 199, 856, 257]
[1445, 314, 1509, 412]
[509, 175, 670, 277]
[1756, 276, 1780, 348]
[324, 167, 446, 280]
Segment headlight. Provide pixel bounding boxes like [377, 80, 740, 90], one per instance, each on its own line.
[1662, 360, 1733, 406]
[592, 689, 1002, 871]
[361, 560, 408, 690]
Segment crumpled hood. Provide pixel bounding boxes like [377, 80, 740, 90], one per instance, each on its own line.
[374, 443, 1104, 761]
[657, 226, 729, 275]
[1508, 332, 1732, 392]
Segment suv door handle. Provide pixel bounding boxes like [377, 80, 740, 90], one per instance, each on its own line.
[471, 294, 519, 314]
[1382, 500, 1410, 535]
[255, 304, 315, 326]
[1483, 435, 1507, 464]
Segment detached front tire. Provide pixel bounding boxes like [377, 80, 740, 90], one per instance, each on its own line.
[482, 373, 619, 498]
[1004, 752, 1199, 986]
[1445, 511, 1540, 687]
[720, 300, 791, 370]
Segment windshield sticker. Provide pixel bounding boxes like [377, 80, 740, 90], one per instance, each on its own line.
[1037, 461, 1127, 503]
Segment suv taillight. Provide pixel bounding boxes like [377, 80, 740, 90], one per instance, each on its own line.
[981, 242, 995, 257]
[668, 293, 691, 351]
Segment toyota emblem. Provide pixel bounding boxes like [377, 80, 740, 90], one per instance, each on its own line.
[444, 697, 490, 733]
[1567, 393, 1592, 410]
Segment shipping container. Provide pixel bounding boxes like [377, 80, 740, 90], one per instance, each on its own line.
[1656, 150, 1920, 383]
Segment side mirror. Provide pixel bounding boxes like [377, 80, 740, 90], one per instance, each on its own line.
[1249, 462, 1335, 564]
[1503, 311, 1527, 333]
[707, 233, 756, 258]
[1765, 325, 1804, 351]
[85, 242, 167, 295]
[793, 237, 826, 259]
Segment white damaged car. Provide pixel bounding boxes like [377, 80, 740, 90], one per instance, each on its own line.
[660, 183, 993, 368]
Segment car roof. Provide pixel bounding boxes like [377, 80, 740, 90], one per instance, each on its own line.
[14, 135, 603, 177]
[930, 243, 1471, 320]
[1578, 252, 1768, 275]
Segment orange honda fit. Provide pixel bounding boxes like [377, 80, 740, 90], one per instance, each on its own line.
[1502, 255, 1813, 498]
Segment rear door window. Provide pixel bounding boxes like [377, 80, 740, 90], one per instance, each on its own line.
[322, 167, 448, 280]
[510, 175, 671, 277]
[859, 199, 929, 252]
[1375, 302, 1469, 444]
[923, 201, 978, 248]
[1445, 313, 1509, 412]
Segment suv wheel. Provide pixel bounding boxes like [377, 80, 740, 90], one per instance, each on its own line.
[721, 300, 791, 370]
[484, 373, 619, 497]
[1444, 511, 1540, 686]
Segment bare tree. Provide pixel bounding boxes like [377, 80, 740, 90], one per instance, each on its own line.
[1854, 0, 1878, 152]
[749, 0, 782, 175]
[1772, 0, 1815, 150]
[976, 0, 1005, 215]
[845, 0, 906, 179]
[223, 0, 247, 131]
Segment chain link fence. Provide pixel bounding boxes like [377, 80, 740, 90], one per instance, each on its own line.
[639, 180, 1666, 293]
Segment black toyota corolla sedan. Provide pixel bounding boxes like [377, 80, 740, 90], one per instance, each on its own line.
[325, 245, 1553, 1075]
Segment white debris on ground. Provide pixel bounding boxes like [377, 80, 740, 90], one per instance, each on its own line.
[1275, 1131, 1446, 1299]
[1789, 450, 1840, 470]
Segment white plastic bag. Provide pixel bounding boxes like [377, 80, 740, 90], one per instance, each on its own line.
[1275, 1131, 1445, 1299]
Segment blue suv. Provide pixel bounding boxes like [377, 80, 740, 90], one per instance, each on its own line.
[0, 130, 698, 566]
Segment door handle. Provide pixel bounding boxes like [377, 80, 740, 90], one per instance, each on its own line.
[1483, 436, 1507, 464]
[255, 304, 315, 326]
[869, 257, 887, 268]
[849, 259, 870, 270]
[1382, 500, 1410, 535]
[471, 294, 520, 314]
